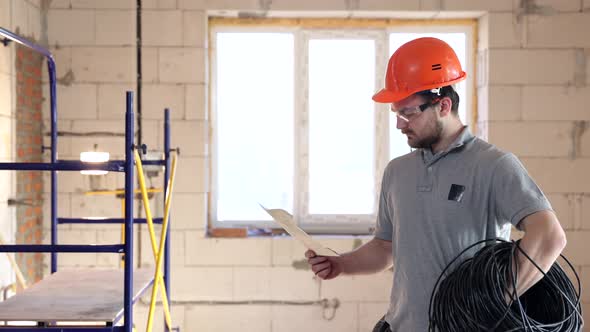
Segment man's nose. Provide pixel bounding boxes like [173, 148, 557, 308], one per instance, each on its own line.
[396, 114, 409, 129]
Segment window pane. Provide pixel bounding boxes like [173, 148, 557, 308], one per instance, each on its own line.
[308, 39, 375, 214]
[388, 33, 467, 160]
[216, 33, 294, 222]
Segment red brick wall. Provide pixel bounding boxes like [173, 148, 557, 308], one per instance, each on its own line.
[15, 45, 44, 284]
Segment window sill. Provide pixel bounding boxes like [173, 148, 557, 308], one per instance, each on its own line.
[207, 227, 278, 238]
[207, 226, 374, 238]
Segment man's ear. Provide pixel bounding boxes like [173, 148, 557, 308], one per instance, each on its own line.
[439, 97, 453, 117]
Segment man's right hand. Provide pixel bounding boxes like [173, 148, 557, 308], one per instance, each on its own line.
[305, 249, 343, 280]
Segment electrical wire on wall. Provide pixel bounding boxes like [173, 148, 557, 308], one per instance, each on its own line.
[136, 0, 144, 268]
[428, 239, 583, 332]
[140, 298, 341, 320]
[136, 0, 142, 146]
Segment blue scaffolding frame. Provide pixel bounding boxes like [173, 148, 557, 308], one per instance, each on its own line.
[0, 27, 172, 332]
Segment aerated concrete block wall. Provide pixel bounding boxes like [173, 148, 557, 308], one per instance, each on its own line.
[2, 0, 588, 330]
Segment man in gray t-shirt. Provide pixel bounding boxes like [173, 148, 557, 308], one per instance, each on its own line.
[306, 37, 566, 331]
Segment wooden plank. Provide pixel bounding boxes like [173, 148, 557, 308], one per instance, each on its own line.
[0, 269, 154, 323]
[208, 17, 478, 29]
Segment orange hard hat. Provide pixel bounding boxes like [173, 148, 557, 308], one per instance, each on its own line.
[372, 37, 467, 103]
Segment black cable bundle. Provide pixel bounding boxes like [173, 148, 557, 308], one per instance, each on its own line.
[428, 239, 583, 331]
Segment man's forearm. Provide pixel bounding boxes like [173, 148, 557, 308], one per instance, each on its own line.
[339, 237, 393, 276]
[511, 211, 567, 297]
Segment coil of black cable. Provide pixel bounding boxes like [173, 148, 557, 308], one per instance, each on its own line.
[428, 239, 583, 332]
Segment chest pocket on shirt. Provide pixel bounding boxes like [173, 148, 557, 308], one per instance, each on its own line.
[448, 184, 466, 202]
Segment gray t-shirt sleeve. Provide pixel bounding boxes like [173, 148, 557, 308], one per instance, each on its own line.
[491, 153, 553, 229]
[374, 164, 394, 241]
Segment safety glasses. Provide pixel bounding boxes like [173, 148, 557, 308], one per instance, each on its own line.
[390, 98, 441, 122]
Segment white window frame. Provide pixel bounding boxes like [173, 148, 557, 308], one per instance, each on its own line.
[296, 29, 387, 234]
[209, 20, 476, 235]
[209, 25, 297, 230]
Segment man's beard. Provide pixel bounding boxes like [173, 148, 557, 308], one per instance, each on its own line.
[408, 119, 443, 149]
